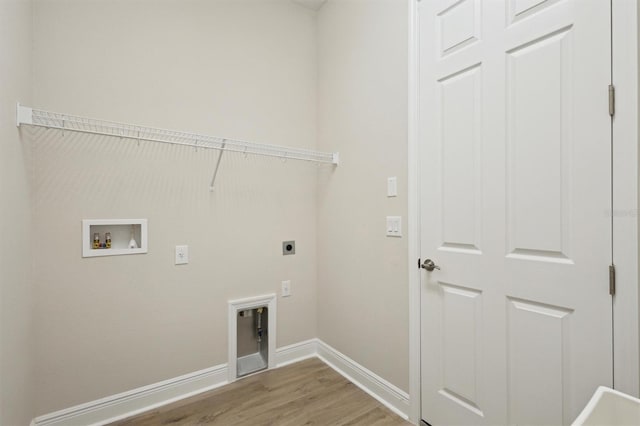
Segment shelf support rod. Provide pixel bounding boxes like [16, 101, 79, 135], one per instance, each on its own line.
[209, 140, 226, 192]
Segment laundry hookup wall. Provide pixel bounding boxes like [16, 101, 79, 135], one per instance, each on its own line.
[29, 0, 321, 415]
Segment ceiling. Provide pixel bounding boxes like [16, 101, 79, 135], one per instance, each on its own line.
[291, 0, 328, 11]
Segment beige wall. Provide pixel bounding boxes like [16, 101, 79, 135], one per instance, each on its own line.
[316, 0, 409, 392]
[0, 0, 35, 424]
[31, 0, 320, 415]
[22, 0, 412, 416]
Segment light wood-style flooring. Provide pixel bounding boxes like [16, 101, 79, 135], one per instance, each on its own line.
[111, 357, 410, 425]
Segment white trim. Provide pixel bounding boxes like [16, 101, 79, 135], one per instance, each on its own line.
[275, 339, 317, 367]
[316, 340, 410, 420]
[407, 0, 421, 424]
[32, 339, 408, 426]
[612, 0, 640, 397]
[227, 294, 277, 383]
[32, 363, 228, 426]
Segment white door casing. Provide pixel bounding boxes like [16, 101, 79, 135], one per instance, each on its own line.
[418, 0, 612, 425]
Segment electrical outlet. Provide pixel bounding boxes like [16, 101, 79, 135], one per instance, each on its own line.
[281, 280, 291, 297]
[175, 245, 189, 265]
[282, 241, 295, 255]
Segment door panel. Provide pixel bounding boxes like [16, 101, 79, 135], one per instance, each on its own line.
[438, 0, 480, 57]
[419, 0, 612, 425]
[508, 0, 563, 24]
[441, 283, 483, 413]
[439, 64, 482, 253]
[507, 298, 572, 426]
[507, 27, 573, 261]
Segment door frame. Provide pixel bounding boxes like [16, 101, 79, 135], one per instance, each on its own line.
[406, 0, 640, 423]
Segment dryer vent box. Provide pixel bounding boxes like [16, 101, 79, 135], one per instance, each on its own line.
[282, 241, 295, 255]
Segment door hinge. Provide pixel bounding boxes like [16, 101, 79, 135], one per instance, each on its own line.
[609, 84, 615, 117]
[609, 264, 616, 296]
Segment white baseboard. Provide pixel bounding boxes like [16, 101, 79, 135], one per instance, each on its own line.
[33, 339, 409, 425]
[275, 338, 317, 367]
[316, 339, 410, 420]
[33, 364, 228, 426]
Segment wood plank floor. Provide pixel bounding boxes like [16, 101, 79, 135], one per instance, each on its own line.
[110, 358, 410, 426]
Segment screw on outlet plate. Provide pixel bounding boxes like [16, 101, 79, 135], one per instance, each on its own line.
[282, 241, 295, 255]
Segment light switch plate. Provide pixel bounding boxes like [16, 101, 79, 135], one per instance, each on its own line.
[281, 280, 291, 297]
[175, 245, 189, 265]
[387, 177, 398, 197]
[386, 216, 402, 237]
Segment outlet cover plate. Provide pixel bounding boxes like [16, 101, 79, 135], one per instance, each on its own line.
[175, 245, 189, 265]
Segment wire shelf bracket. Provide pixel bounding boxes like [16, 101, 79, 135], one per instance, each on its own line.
[16, 103, 340, 190]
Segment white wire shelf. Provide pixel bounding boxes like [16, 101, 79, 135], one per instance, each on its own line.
[16, 104, 339, 165]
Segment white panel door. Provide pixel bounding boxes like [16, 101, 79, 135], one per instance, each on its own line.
[418, 0, 612, 425]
